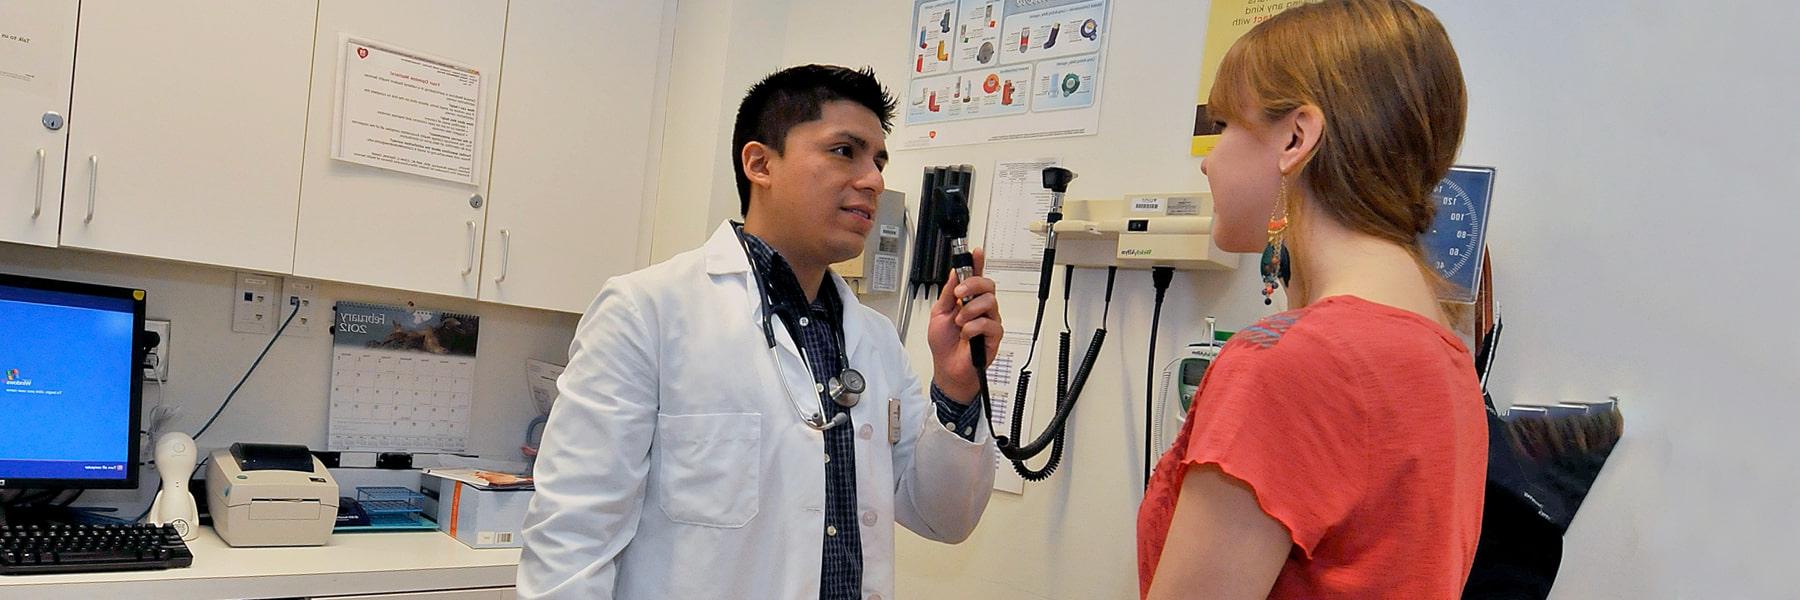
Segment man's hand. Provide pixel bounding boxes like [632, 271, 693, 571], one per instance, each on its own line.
[927, 248, 1003, 404]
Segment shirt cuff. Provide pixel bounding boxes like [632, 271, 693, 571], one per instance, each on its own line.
[931, 384, 984, 442]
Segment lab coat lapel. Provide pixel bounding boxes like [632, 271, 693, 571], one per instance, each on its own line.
[703, 221, 808, 374]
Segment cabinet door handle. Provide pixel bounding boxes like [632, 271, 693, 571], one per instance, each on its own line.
[85, 155, 97, 223]
[462, 221, 477, 276]
[32, 148, 45, 219]
[494, 229, 511, 284]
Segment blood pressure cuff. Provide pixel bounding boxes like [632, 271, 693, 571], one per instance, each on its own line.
[1462, 390, 1563, 600]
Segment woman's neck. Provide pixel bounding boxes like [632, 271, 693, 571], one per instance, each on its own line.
[1286, 200, 1449, 328]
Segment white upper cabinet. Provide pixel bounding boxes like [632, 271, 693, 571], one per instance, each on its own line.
[291, 0, 508, 298]
[0, 0, 77, 248]
[59, 1, 316, 273]
[478, 0, 672, 312]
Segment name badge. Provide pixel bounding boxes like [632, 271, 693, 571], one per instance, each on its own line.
[888, 398, 901, 445]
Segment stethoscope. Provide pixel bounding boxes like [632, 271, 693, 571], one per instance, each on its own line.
[734, 225, 864, 431]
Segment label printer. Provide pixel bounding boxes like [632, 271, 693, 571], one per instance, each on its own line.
[205, 443, 339, 547]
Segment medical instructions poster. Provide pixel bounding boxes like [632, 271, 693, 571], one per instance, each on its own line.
[332, 35, 484, 184]
[899, 0, 1111, 149]
[983, 157, 1062, 294]
[0, 3, 74, 100]
[328, 302, 480, 453]
[0, 27, 38, 92]
[1191, 0, 1313, 155]
[985, 330, 1040, 494]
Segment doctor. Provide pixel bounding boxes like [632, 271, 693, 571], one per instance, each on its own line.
[518, 64, 1000, 600]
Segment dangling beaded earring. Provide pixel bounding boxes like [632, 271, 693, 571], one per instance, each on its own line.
[1259, 178, 1292, 306]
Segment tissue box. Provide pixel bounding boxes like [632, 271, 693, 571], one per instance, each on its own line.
[430, 476, 533, 548]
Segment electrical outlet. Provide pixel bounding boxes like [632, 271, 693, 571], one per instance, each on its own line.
[143, 319, 172, 381]
[232, 272, 282, 335]
[283, 279, 321, 337]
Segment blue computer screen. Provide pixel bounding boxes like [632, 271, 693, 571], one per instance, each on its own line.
[0, 284, 137, 482]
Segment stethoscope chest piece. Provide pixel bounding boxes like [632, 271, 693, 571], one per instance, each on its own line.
[828, 368, 865, 408]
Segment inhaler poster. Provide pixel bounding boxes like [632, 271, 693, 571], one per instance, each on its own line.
[899, 0, 1112, 150]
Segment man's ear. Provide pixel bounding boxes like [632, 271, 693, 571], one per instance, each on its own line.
[742, 141, 776, 188]
[1277, 105, 1324, 176]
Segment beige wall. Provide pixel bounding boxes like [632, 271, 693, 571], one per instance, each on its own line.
[0, 242, 577, 514]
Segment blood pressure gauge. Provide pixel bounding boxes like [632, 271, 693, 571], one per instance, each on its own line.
[1422, 166, 1496, 303]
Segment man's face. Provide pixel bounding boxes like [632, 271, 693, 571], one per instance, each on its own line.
[753, 101, 889, 266]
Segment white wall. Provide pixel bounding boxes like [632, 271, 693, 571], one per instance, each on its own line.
[0, 243, 577, 514]
[650, 0, 798, 262]
[1435, 3, 1800, 598]
[653, 1, 1800, 598]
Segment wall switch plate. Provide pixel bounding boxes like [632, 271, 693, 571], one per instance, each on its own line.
[283, 279, 321, 337]
[233, 272, 282, 335]
[144, 319, 172, 381]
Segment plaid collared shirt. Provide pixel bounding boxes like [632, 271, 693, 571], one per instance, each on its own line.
[738, 228, 981, 599]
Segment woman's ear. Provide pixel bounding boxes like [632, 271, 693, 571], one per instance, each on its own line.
[742, 141, 775, 188]
[1277, 105, 1324, 176]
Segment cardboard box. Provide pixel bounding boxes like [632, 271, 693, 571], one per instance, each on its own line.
[430, 475, 533, 548]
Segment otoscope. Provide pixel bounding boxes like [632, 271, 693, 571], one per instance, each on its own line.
[942, 169, 1112, 481]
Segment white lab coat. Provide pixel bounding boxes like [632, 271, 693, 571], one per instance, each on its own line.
[517, 223, 996, 600]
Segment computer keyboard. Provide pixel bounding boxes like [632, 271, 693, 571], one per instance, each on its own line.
[0, 523, 194, 575]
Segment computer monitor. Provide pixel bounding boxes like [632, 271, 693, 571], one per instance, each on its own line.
[0, 273, 145, 491]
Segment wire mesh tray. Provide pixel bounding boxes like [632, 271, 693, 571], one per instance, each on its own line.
[356, 486, 427, 515]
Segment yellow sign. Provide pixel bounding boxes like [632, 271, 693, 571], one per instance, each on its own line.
[1191, 0, 1314, 155]
[133, 290, 145, 301]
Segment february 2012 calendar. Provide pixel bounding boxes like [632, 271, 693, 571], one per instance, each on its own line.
[327, 302, 480, 453]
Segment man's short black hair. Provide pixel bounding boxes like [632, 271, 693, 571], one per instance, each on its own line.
[732, 65, 895, 215]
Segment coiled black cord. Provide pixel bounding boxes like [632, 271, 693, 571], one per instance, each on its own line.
[979, 267, 1117, 480]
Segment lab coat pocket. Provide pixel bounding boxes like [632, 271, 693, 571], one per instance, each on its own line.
[654, 412, 762, 528]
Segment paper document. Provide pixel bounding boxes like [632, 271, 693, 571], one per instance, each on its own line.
[425, 468, 533, 490]
[414, 454, 529, 474]
[983, 158, 1061, 294]
[332, 35, 483, 184]
[0, 3, 75, 100]
[526, 359, 565, 416]
[870, 223, 904, 293]
[0, 27, 42, 92]
[984, 330, 1040, 494]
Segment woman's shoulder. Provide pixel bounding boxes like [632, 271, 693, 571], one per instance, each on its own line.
[1211, 297, 1457, 389]
[1203, 305, 1353, 398]
[1217, 303, 1344, 364]
[1227, 296, 1463, 356]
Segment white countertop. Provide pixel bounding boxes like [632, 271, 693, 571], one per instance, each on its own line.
[0, 526, 521, 600]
